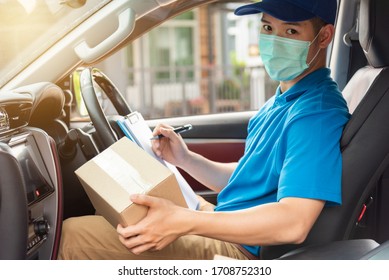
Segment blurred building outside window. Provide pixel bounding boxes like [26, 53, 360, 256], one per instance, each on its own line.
[98, 3, 278, 119]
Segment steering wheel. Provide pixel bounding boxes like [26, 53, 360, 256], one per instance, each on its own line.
[77, 67, 132, 150]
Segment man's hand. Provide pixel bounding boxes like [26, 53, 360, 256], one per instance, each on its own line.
[151, 124, 190, 168]
[117, 194, 190, 255]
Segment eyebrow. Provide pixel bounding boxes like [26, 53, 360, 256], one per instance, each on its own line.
[260, 18, 303, 27]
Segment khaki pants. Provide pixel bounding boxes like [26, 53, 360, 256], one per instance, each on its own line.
[58, 215, 251, 260]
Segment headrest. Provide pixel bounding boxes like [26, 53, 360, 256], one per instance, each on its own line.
[359, 0, 389, 67]
[15, 82, 65, 126]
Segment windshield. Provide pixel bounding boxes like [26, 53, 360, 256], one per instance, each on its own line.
[0, 0, 110, 88]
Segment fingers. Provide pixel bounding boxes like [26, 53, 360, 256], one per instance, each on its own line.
[152, 124, 182, 142]
[151, 124, 174, 139]
[117, 228, 156, 254]
[116, 195, 164, 238]
[117, 221, 168, 255]
[117, 223, 151, 251]
[130, 194, 157, 207]
[116, 194, 179, 254]
[151, 124, 175, 157]
[118, 226, 172, 255]
[117, 223, 140, 239]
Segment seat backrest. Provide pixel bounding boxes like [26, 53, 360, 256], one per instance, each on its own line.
[261, 0, 389, 259]
[0, 143, 28, 259]
[26, 82, 69, 143]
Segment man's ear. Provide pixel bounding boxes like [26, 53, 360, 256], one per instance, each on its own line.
[319, 24, 335, 48]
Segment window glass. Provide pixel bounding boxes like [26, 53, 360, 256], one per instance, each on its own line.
[0, 0, 110, 88]
[98, 3, 277, 119]
[150, 27, 171, 81]
[126, 44, 135, 86]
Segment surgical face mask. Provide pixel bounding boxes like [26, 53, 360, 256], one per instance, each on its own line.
[259, 32, 321, 81]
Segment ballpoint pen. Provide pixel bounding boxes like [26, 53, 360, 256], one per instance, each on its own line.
[150, 124, 193, 140]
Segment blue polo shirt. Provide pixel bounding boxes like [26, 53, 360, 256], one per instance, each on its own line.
[214, 68, 350, 257]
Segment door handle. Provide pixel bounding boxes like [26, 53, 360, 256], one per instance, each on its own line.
[75, 7, 135, 63]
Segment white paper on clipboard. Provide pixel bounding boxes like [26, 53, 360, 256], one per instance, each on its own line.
[117, 111, 200, 210]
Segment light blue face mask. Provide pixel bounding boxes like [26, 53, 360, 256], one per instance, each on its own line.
[259, 32, 321, 81]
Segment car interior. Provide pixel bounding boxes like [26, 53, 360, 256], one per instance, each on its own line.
[1, 0, 389, 260]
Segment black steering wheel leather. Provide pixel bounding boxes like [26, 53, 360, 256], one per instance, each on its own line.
[78, 67, 132, 150]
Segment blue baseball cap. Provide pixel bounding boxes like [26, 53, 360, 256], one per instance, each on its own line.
[234, 0, 338, 25]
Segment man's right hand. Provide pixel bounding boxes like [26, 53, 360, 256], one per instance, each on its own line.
[151, 124, 191, 168]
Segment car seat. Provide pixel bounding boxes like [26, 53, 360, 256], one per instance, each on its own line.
[0, 143, 28, 259]
[26, 82, 69, 144]
[260, 0, 389, 259]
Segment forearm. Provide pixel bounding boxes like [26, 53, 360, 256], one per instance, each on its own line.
[118, 196, 324, 255]
[183, 198, 324, 246]
[179, 150, 237, 193]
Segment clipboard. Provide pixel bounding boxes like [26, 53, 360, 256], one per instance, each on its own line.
[117, 111, 200, 210]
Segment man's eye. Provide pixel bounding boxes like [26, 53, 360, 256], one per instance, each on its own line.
[286, 29, 297, 35]
[263, 25, 272, 32]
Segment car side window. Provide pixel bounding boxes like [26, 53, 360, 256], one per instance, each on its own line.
[94, 2, 277, 120]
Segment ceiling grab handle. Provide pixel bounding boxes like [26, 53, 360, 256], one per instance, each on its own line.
[74, 8, 135, 63]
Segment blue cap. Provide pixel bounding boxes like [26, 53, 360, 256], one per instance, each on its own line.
[234, 0, 338, 25]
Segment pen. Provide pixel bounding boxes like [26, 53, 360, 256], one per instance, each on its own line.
[150, 124, 193, 140]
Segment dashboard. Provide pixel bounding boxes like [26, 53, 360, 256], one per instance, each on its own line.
[0, 83, 63, 260]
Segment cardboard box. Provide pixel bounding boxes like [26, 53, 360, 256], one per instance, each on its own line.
[75, 137, 188, 228]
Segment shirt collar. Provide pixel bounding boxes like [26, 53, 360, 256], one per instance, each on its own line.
[275, 68, 331, 103]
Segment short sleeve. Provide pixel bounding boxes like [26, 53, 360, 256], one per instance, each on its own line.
[277, 110, 345, 205]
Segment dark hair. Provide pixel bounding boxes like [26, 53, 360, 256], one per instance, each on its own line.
[310, 17, 327, 34]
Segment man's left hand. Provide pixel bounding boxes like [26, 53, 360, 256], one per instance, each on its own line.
[117, 194, 189, 255]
